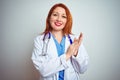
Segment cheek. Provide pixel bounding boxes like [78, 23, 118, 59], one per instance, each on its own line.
[64, 20, 67, 24]
[50, 16, 56, 21]
[49, 19, 55, 27]
[49, 18, 54, 24]
[49, 17, 56, 24]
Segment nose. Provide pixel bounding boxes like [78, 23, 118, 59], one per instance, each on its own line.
[57, 16, 61, 21]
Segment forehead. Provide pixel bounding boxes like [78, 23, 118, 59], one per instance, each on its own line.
[52, 7, 66, 14]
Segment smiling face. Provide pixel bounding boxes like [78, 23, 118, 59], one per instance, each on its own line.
[49, 7, 67, 32]
[44, 3, 72, 35]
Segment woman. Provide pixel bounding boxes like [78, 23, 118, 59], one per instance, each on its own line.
[31, 3, 89, 80]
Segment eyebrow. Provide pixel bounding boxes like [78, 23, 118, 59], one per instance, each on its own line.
[52, 12, 66, 15]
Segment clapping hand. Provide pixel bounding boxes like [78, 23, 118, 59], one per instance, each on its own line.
[66, 33, 83, 60]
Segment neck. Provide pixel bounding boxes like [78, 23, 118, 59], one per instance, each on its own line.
[51, 30, 63, 43]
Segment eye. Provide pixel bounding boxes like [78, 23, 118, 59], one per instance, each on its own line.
[52, 13, 58, 16]
[62, 15, 67, 18]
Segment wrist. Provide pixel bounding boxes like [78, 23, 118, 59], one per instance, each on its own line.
[66, 52, 72, 61]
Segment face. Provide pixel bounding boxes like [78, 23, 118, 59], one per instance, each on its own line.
[49, 7, 67, 32]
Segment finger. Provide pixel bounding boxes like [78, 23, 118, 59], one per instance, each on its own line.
[73, 41, 79, 47]
[73, 38, 78, 42]
[72, 42, 79, 49]
[78, 32, 83, 45]
[79, 32, 83, 40]
[73, 49, 78, 57]
[74, 38, 79, 44]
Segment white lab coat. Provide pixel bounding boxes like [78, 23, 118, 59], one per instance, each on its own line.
[31, 33, 89, 80]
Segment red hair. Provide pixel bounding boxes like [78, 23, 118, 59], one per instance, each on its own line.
[43, 3, 73, 35]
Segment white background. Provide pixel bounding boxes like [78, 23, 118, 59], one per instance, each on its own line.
[0, 0, 120, 80]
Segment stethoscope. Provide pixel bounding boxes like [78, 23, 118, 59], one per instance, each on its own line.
[41, 32, 73, 56]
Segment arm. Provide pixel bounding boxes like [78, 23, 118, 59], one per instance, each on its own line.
[66, 33, 89, 73]
[71, 44, 89, 73]
[31, 36, 69, 77]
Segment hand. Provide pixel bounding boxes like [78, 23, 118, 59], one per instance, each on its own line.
[66, 33, 83, 60]
[73, 33, 83, 56]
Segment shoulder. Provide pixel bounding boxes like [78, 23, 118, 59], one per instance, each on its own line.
[34, 34, 45, 43]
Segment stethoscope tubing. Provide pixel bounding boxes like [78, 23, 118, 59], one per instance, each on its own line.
[42, 32, 73, 56]
[43, 32, 73, 44]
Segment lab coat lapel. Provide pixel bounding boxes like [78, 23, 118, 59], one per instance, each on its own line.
[47, 36, 58, 57]
[65, 35, 71, 53]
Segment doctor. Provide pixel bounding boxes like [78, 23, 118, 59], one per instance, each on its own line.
[31, 3, 89, 80]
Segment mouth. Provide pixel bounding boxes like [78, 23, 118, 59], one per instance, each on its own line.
[54, 22, 62, 26]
